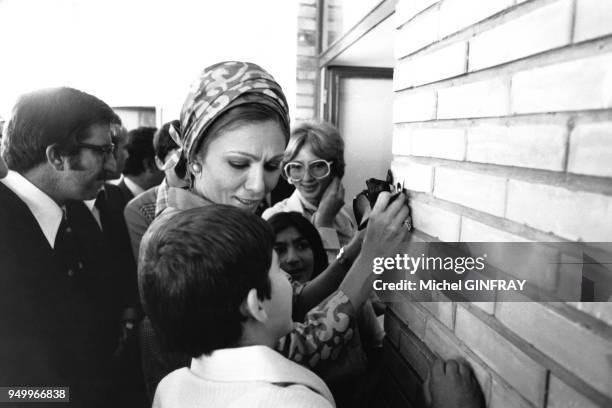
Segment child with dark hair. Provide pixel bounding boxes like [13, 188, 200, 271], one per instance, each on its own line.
[267, 211, 329, 284]
[139, 205, 335, 407]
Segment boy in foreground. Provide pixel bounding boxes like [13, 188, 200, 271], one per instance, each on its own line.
[139, 204, 484, 407]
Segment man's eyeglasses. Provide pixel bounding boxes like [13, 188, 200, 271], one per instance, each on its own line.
[283, 159, 333, 182]
[75, 142, 116, 159]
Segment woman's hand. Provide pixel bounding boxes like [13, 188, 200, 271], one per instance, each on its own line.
[338, 191, 411, 308]
[314, 177, 345, 228]
[360, 191, 411, 261]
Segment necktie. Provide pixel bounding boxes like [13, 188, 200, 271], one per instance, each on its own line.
[95, 190, 108, 231]
[54, 207, 83, 277]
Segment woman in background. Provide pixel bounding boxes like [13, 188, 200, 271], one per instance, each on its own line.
[262, 121, 355, 259]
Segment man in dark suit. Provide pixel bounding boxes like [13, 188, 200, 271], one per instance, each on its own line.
[66, 182, 147, 407]
[0, 87, 126, 407]
[117, 127, 164, 207]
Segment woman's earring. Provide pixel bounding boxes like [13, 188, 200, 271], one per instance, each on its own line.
[190, 162, 202, 174]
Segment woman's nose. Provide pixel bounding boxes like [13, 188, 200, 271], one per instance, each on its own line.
[285, 246, 300, 263]
[244, 165, 265, 195]
[301, 167, 314, 182]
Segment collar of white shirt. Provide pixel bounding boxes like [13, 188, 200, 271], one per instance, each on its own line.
[1, 170, 63, 248]
[190, 345, 333, 404]
[84, 195, 102, 229]
[123, 176, 145, 197]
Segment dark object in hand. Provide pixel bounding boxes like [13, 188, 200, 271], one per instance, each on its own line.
[353, 169, 403, 230]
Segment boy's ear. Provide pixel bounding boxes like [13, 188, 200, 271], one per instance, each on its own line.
[239, 288, 268, 323]
[46, 145, 65, 170]
[155, 156, 165, 171]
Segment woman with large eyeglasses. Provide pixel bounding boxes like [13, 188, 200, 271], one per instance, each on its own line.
[262, 121, 355, 260]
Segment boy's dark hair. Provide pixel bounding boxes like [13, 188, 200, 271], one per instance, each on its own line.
[139, 205, 274, 357]
[2, 87, 120, 172]
[123, 126, 157, 176]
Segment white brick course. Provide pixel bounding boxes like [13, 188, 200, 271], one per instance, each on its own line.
[438, 0, 513, 38]
[466, 124, 567, 171]
[393, 89, 437, 122]
[455, 305, 547, 405]
[511, 53, 612, 114]
[394, 41, 467, 89]
[438, 78, 509, 119]
[395, 0, 438, 28]
[506, 180, 612, 241]
[395, 7, 439, 58]
[411, 200, 462, 241]
[568, 122, 612, 178]
[496, 302, 612, 398]
[411, 127, 466, 160]
[574, 0, 612, 42]
[434, 167, 507, 216]
[547, 375, 599, 408]
[460, 217, 529, 242]
[469, 0, 572, 71]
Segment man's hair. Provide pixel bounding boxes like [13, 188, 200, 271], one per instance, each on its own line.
[283, 120, 345, 178]
[123, 127, 157, 176]
[139, 205, 274, 357]
[153, 120, 186, 178]
[1, 87, 119, 172]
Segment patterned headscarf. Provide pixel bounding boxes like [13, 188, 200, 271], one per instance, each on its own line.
[173, 61, 289, 166]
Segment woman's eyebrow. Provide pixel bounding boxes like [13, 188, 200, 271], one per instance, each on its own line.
[226, 152, 284, 161]
[226, 151, 259, 159]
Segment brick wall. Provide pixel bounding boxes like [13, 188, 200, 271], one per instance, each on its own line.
[388, 0, 612, 407]
[296, 0, 319, 121]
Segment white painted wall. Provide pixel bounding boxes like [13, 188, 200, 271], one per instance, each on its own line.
[0, 0, 297, 123]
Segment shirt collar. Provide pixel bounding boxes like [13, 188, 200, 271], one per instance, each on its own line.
[1, 170, 63, 248]
[290, 189, 319, 215]
[83, 199, 96, 212]
[123, 176, 145, 197]
[190, 345, 333, 404]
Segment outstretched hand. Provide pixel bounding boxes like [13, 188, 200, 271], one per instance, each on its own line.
[361, 191, 411, 260]
[337, 191, 411, 308]
[424, 359, 485, 408]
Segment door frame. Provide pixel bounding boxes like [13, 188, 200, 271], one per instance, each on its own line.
[321, 66, 393, 126]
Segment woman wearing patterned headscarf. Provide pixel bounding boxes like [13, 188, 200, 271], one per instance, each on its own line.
[138, 61, 412, 405]
[154, 61, 290, 216]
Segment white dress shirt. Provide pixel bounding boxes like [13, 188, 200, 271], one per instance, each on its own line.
[154, 345, 334, 408]
[1, 170, 63, 248]
[84, 198, 102, 229]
